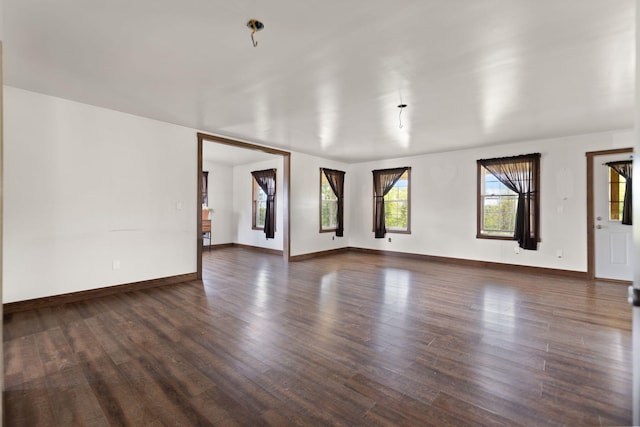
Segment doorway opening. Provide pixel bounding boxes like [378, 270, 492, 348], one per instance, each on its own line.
[586, 147, 634, 282]
[196, 132, 291, 280]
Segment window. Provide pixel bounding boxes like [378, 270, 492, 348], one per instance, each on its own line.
[478, 167, 518, 237]
[252, 179, 267, 229]
[384, 170, 410, 232]
[609, 168, 626, 221]
[477, 153, 540, 250]
[319, 168, 345, 235]
[372, 167, 411, 237]
[320, 171, 338, 232]
[606, 160, 633, 225]
[251, 169, 277, 238]
[201, 171, 209, 207]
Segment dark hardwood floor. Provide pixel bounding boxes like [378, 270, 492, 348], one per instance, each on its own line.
[4, 248, 633, 426]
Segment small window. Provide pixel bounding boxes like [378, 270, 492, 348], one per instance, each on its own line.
[605, 160, 632, 225]
[609, 168, 626, 221]
[320, 171, 338, 232]
[478, 167, 518, 237]
[201, 171, 209, 207]
[252, 179, 267, 229]
[378, 169, 411, 233]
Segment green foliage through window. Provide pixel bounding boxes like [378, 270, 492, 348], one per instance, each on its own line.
[320, 172, 338, 230]
[253, 182, 267, 229]
[479, 167, 517, 236]
[384, 171, 409, 231]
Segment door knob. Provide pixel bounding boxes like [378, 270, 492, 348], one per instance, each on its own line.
[596, 225, 602, 229]
[596, 216, 602, 221]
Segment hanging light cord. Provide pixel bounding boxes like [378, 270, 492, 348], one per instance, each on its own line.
[250, 22, 258, 47]
[398, 104, 407, 128]
[247, 19, 264, 47]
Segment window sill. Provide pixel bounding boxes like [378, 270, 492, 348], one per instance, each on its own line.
[386, 229, 411, 235]
[252, 226, 265, 231]
[476, 234, 514, 241]
[319, 228, 337, 233]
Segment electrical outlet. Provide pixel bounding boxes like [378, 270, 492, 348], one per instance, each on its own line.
[514, 246, 520, 254]
[388, 237, 392, 242]
[112, 259, 121, 270]
[556, 249, 563, 258]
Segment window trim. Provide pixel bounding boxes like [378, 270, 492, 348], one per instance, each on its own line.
[476, 164, 517, 241]
[319, 169, 338, 233]
[252, 178, 267, 230]
[372, 167, 412, 235]
[476, 154, 540, 244]
[386, 169, 412, 234]
[609, 167, 625, 222]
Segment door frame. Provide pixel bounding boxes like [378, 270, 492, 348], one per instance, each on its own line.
[586, 147, 633, 280]
[196, 132, 291, 280]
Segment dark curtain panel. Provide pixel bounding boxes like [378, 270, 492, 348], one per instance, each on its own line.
[607, 160, 633, 225]
[202, 171, 209, 206]
[322, 168, 346, 237]
[251, 169, 277, 239]
[372, 167, 408, 238]
[478, 153, 541, 250]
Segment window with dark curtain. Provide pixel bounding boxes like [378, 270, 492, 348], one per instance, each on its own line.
[372, 167, 409, 238]
[321, 168, 346, 236]
[252, 180, 267, 229]
[202, 171, 209, 206]
[251, 169, 277, 239]
[606, 160, 633, 225]
[478, 153, 540, 250]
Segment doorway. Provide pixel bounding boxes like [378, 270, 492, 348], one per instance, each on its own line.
[586, 148, 634, 281]
[196, 132, 291, 280]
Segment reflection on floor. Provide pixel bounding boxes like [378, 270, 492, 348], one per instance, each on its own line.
[4, 247, 632, 425]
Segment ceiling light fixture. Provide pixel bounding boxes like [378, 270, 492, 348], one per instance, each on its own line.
[397, 104, 407, 128]
[246, 19, 264, 47]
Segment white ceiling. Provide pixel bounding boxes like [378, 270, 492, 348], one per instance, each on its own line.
[4, 0, 635, 163]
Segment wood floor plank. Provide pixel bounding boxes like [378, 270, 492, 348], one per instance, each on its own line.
[4, 247, 633, 425]
[5, 334, 47, 389]
[4, 377, 56, 426]
[430, 392, 516, 427]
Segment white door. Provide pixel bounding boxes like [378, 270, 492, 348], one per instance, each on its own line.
[594, 153, 634, 281]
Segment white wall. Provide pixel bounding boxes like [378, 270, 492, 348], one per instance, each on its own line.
[348, 129, 634, 272]
[4, 86, 636, 304]
[203, 160, 233, 245]
[208, 151, 352, 256]
[3, 88, 354, 302]
[233, 157, 284, 251]
[4, 87, 197, 303]
[290, 152, 350, 256]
